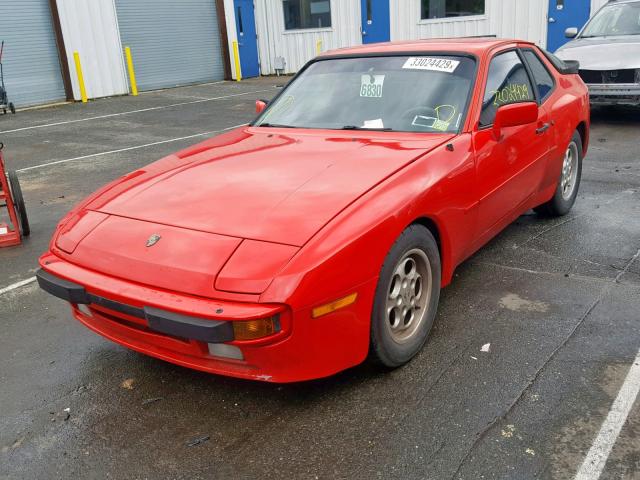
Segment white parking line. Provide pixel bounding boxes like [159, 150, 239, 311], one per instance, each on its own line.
[139, 80, 225, 94]
[0, 277, 37, 296]
[17, 124, 246, 173]
[574, 349, 640, 480]
[0, 89, 274, 135]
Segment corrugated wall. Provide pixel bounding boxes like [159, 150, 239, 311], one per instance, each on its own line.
[57, 0, 128, 100]
[0, 0, 65, 107]
[255, 0, 361, 75]
[115, 0, 225, 91]
[390, 0, 549, 48]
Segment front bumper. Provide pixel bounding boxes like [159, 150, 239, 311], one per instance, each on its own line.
[37, 252, 373, 382]
[37, 268, 237, 343]
[587, 84, 640, 105]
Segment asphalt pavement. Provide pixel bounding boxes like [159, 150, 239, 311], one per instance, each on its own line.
[1, 78, 639, 479]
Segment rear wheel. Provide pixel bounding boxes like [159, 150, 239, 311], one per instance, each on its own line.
[9, 103, 15, 114]
[8, 170, 30, 237]
[369, 225, 441, 367]
[535, 130, 583, 217]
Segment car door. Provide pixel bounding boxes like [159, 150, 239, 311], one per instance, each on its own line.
[473, 49, 552, 236]
[521, 47, 561, 182]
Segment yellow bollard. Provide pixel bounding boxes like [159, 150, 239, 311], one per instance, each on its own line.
[73, 51, 88, 103]
[124, 47, 138, 96]
[316, 39, 322, 55]
[232, 41, 242, 82]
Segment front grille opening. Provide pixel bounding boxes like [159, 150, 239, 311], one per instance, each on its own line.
[579, 69, 637, 84]
[88, 305, 190, 344]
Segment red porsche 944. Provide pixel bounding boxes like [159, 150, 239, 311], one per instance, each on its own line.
[38, 39, 589, 382]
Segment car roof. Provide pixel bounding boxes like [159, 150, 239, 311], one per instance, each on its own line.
[320, 38, 534, 58]
[604, 0, 640, 5]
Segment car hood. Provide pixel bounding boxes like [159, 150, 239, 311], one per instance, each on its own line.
[87, 127, 453, 246]
[556, 35, 640, 70]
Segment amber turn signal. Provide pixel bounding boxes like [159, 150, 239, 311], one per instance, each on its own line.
[233, 316, 279, 341]
[311, 293, 358, 319]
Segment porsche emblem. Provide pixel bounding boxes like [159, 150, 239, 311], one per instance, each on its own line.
[146, 234, 161, 247]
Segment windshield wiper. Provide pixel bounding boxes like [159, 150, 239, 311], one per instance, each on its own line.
[339, 125, 394, 131]
[258, 123, 298, 128]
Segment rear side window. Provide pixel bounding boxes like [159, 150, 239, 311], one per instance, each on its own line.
[522, 49, 555, 102]
[479, 51, 535, 127]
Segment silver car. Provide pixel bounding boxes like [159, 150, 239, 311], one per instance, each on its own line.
[556, 0, 640, 106]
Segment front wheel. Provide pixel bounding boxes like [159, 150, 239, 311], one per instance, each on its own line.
[369, 225, 441, 368]
[535, 131, 583, 217]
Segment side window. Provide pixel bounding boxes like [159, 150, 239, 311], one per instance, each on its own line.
[522, 49, 555, 102]
[479, 51, 535, 127]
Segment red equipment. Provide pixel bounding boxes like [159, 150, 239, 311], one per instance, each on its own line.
[0, 143, 29, 247]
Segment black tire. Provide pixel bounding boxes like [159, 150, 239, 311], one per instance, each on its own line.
[535, 130, 583, 217]
[369, 225, 441, 368]
[9, 103, 15, 114]
[8, 170, 30, 237]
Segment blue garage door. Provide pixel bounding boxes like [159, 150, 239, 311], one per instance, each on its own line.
[0, 0, 66, 107]
[115, 0, 226, 91]
[547, 0, 591, 52]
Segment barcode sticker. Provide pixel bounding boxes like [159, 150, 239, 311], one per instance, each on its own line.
[402, 57, 460, 73]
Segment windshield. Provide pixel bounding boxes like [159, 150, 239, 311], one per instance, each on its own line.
[254, 55, 476, 133]
[581, 2, 640, 38]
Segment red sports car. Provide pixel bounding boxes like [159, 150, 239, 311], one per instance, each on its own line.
[38, 39, 589, 382]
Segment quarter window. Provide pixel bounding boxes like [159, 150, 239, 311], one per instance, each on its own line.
[283, 0, 332, 30]
[479, 51, 535, 127]
[522, 50, 555, 102]
[421, 0, 485, 19]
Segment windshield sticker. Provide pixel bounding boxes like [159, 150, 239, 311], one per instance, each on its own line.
[403, 57, 460, 73]
[491, 84, 530, 106]
[360, 74, 385, 98]
[362, 118, 385, 129]
[412, 104, 457, 131]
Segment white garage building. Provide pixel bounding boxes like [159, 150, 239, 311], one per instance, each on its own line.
[0, 0, 229, 107]
[0, 0, 612, 107]
[240, 0, 611, 76]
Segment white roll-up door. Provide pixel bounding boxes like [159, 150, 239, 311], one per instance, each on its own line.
[114, 0, 226, 91]
[56, 0, 129, 100]
[0, 0, 66, 107]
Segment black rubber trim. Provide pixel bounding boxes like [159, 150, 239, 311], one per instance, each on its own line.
[36, 268, 234, 343]
[540, 49, 580, 75]
[144, 307, 234, 343]
[89, 293, 145, 319]
[36, 268, 88, 304]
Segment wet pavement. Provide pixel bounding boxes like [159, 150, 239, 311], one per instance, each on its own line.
[1, 79, 639, 479]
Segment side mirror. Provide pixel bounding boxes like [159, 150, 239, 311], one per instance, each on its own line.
[565, 27, 578, 38]
[493, 102, 538, 140]
[255, 99, 268, 114]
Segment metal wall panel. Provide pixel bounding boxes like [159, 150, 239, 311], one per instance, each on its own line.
[57, 0, 128, 100]
[115, 0, 225, 91]
[0, 0, 65, 107]
[255, 0, 361, 75]
[390, 0, 549, 48]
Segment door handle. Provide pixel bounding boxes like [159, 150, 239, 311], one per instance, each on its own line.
[536, 123, 551, 135]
